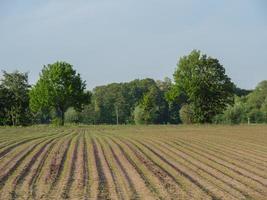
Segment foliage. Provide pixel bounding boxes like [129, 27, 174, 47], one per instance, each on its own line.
[133, 105, 145, 124]
[248, 109, 265, 123]
[91, 78, 171, 125]
[2, 56, 266, 126]
[166, 101, 181, 124]
[261, 98, 267, 121]
[0, 71, 31, 126]
[234, 86, 252, 97]
[0, 86, 12, 125]
[31, 108, 51, 124]
[92, 78, 160, 124]
[246, 81, 267, 109]
[215, 81, 267, 124]
[213, 96, 248, 124]
[165, 84, 187, 124]
[157, 77, 182, 124]
[29, 62, 90, 125]
[245, 81, 267, 123]
[172, 50, 235, 123]
[78, 103, 98, 124]
[135, 86, 168, 124]
[93, 83, 127, 124]
[65, 107, 80, 123]
[179, 104, 194, 124]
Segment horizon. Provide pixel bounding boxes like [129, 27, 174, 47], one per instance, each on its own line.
[1, 0, 267, 90]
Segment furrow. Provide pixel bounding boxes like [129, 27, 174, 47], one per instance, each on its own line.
[120, 138, 191, 200]
[43, 134, 74, 199]
[173, 139, 267, 188]
[10, 138, 56, 198]
[134, 139, 227, 200]
[0, 139, 52, 199]
[110, 137, 175, 200]
[0, 138, 47, 191]
[85, 133, 99, 200]
[28, 139, 58, 200]
[184, 137, 267, 173]
[29, 134, 70, 200]
[147, 138, 265, 200]
[82, 132, 90, 200]
[92, 138, 111, 200]
[61, 134, 80, 199]
[0, 136, 46, 160]
[104, 138, 139, 200]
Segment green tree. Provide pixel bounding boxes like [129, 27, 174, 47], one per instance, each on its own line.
[92, 78, 158, 124]
[135, 86, 168, 124]
[157, 77, 182, 124]
[133, 105, 145, 124]
[261, 98, 267, 122]
[31, 107, 51, 124]
[248, 109, 265, 123]
[79, 103, 99, 124]
[214, 96, 248, 124]
[179, 104, 194, 124]
[0, 71, 31, 126]
[165, 83, 187, 124]
[65, 107, 80, 124]
[29, 62, 90, 125]
[173, 50, 234, 123]
[0, 85, 13, 125]
[214, 81, 267, 124]
[246, 81, 267, 109]
[234, 86, 252, 97]
[245, 80, 267, 123]
[156, 77, 172, 92]
[93, 83, 126, 124]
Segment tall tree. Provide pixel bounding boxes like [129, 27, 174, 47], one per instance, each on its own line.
[173, 50, 234, 123]
[29, 62, 90, 125]
[0, 71, 31, 126]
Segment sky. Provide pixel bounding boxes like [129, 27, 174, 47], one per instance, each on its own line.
[0, 0, 266, 90]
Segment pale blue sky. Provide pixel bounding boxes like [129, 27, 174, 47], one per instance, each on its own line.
[0, 0, 266, 89]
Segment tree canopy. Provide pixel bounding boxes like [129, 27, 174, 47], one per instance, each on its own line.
[29, 62, 90, 125]
[0, 71, 31, 126]
[134, 86, 168, 124]
[171, 50, 235, 123]
[1, 52, 266, 126]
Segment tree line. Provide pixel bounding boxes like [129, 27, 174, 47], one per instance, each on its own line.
[0, 50, 265, 126]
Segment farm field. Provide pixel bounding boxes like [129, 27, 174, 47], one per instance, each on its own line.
[0, 125, 266, 200]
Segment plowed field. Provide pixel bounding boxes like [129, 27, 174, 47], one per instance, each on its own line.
[0, 125, 266, 200]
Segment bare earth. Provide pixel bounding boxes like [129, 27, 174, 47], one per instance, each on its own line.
[0, 125, 266, 200]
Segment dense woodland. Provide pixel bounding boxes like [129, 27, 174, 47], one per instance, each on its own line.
[0, 50, 266, 126]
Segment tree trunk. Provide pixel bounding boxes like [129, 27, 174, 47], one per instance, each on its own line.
[56, 107, 65, 126]
[61, 111, 65, 126]
[10, 108, 16, 126]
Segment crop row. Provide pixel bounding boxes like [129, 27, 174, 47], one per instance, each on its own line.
[0, 126, 266, 200]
